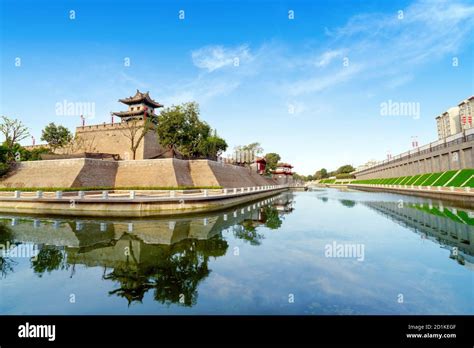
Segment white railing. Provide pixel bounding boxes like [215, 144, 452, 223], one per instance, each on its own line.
[0, 185, 288, 201]
[349, 183, 473, 194]
[354, 129, 474, 174]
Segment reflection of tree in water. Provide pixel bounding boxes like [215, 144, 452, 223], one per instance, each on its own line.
[233, 222, 264, 246]
[0, 223, 16, 279]
[104, 236, 228, 306]
[233, 205, 285, 245]
[31, 246, 69, 277]
[340, 199, 356, 208]
[261, 206, 283, 230]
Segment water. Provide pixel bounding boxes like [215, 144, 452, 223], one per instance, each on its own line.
[0, 188, 473, 315]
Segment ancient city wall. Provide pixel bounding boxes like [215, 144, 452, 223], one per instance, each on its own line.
[190, 160, 275, 188]
[0, 159, 88, 188]
[74, 122, 169, 160]
[115, 159, 179, 187]
[0, 158, 276, 188]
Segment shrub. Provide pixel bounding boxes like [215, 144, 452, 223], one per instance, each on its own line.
[0, 162, 9, 176]
[335, 173, 355, 179]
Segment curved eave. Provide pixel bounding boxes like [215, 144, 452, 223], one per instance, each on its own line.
[118, 98, 163, 108]
[112, 111, 158, 118]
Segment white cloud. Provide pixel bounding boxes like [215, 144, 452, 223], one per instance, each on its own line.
[386, 75, 413, 89]
[191, 45, 253, 72]
[162, 77, 240, 106]
[287, 64, 363, 96]
[331, 0, 474, 66]
[315, 49, 344, 67]
[279, 0, 474, 97]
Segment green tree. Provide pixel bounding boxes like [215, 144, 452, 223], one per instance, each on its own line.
[41, 123, 73, 151]
[317, 168, 328, 179]
[0, 145, 9, 176]
[293, 173, 311, 182]
[121, 118, 153, 160]
[0, 116, 29, 157]
[336, 164, 355, 174]
[156, 104, 189, 156]
[21, 146, 51, 161]
[264, 152, 281, 174]
[198, 130, 228, 160]
[235, 142, 263, 154]
[157, 102, 227, 159]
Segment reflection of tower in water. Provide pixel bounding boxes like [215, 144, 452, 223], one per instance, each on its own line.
[0, 193, 293, 305]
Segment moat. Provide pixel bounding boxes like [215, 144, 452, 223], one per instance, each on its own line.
[0, 189, 472, 314]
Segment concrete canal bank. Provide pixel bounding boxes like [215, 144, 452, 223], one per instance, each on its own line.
[347, 184, 474, 208]
[0, 185, 288, 217]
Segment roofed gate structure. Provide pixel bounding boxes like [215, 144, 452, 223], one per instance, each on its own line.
[112, 90, 163, 122]
[74, 90, 172, 160]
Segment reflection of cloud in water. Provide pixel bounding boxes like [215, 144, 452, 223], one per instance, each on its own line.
[205, 273, 254, 301]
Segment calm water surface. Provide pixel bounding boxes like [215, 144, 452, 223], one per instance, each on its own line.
[0, 188, 473, 314]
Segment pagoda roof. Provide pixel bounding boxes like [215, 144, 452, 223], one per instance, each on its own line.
[119, 90, 163, 108]
[276, 163, 293, 168]
[272, 170, 293, 175]
[112, 109, 158, 118]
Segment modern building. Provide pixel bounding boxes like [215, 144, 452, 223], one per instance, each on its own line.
[436, 106, 460, 139]
[356, 159, 380, 172]
[435, 96, 474, 140]
[355, 95, 474, 180]
[459, 96, 474, 132]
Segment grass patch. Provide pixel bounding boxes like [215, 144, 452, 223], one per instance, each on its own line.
[417, 173, 432, 185]
[462, 176, 474, 188]
[392, 176, 407, 185]
[399, 176, 414, 185]
[447, 169, 474, 187]
[321, 179, 336, 184]
[405, 175, 422, 185]
[422, 172, 443, 186]
[432, 170, 458, 186]
[352, 169, 474, 188]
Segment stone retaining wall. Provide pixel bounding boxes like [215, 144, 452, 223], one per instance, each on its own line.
[0, 158, 277, 188]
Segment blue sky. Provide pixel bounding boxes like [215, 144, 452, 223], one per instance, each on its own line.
[1, 0, 473, 174]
